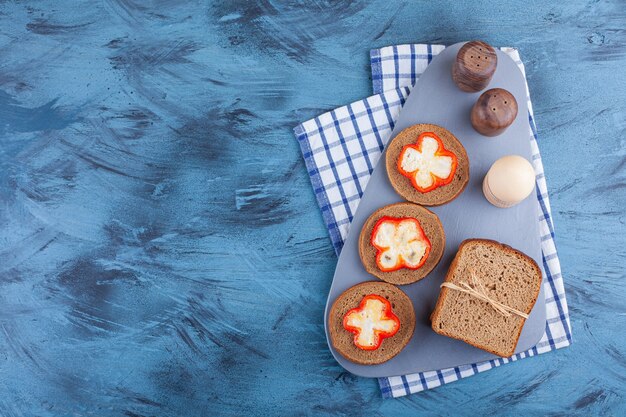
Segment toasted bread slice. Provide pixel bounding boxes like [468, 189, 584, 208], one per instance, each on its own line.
[359, 203, 445, 285]
[386, 124, 469, 206]
[431, 239, 542, 357]
[329, 282, 415, 365]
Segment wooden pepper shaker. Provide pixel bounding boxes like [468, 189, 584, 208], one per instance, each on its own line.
[471, 88, 518, 136]
[452, 41, 497, 92]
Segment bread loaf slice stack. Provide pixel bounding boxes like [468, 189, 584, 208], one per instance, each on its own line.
[431, 239, 542, 357]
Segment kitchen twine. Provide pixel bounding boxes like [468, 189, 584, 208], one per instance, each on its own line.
[440, 269, 529, 319]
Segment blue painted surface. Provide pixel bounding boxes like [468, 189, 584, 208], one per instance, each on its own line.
[0, 1, 624, 415]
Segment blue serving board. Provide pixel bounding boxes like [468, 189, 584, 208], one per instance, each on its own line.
[324, 42, 546, 378]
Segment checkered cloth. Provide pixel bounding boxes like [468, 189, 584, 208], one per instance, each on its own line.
[294, 44, 572, 398]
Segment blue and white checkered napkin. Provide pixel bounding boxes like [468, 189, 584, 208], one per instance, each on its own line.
[294, 44, 572, 398]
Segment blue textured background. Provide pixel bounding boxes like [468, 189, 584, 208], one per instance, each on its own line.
[0, 1, 624, 416]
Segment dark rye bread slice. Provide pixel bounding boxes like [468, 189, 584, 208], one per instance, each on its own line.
[329, 281, 415, 365]
[359, 203, 445, 285]
[431, 239, 542, 357]
[386, 124, 469, 206]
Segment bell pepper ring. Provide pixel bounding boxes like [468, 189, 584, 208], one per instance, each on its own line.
[397, 132, 458, 193]
[370, 216, 431, 272]
[343, 294, 401, 351]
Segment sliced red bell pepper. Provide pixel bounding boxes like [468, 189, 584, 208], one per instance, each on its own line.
[370, 216, 431, 272]
[343, 294, 400, 351]
[397, 132, 458, 193]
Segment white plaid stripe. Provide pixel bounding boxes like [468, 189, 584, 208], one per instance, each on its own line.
[294, 44, 571, 398]
[295, 88, 410, 253]
[371, 44, 447, 93]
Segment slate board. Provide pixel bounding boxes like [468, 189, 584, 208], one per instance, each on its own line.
[324, 42, 546, 378]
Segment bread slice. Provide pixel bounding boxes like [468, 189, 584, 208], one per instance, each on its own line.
[329, 282, 415, 365]
[386, 124, 469, 206]
[359, 203, 445, 285]
[430, 239, 542, 357]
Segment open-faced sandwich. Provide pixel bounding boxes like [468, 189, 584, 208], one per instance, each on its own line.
[359, 202, 445, 285]
[431, 239, 542, 357]
[386, 124, 469, 206]
[329, 281, 415, 365]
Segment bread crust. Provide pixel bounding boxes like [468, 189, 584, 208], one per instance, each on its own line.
[358, 203, 445, 285]
[329, 282, 415, 365]
[386, 124, 470, 206]
[430, 239, 542, 357]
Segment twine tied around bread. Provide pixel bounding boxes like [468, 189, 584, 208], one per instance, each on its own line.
[440, 269, 529, 319]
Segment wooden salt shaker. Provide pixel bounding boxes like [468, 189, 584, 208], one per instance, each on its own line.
[483, 155, 535, 208]
[471, 88, 518, 136]
[452, 41, 497, 92]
